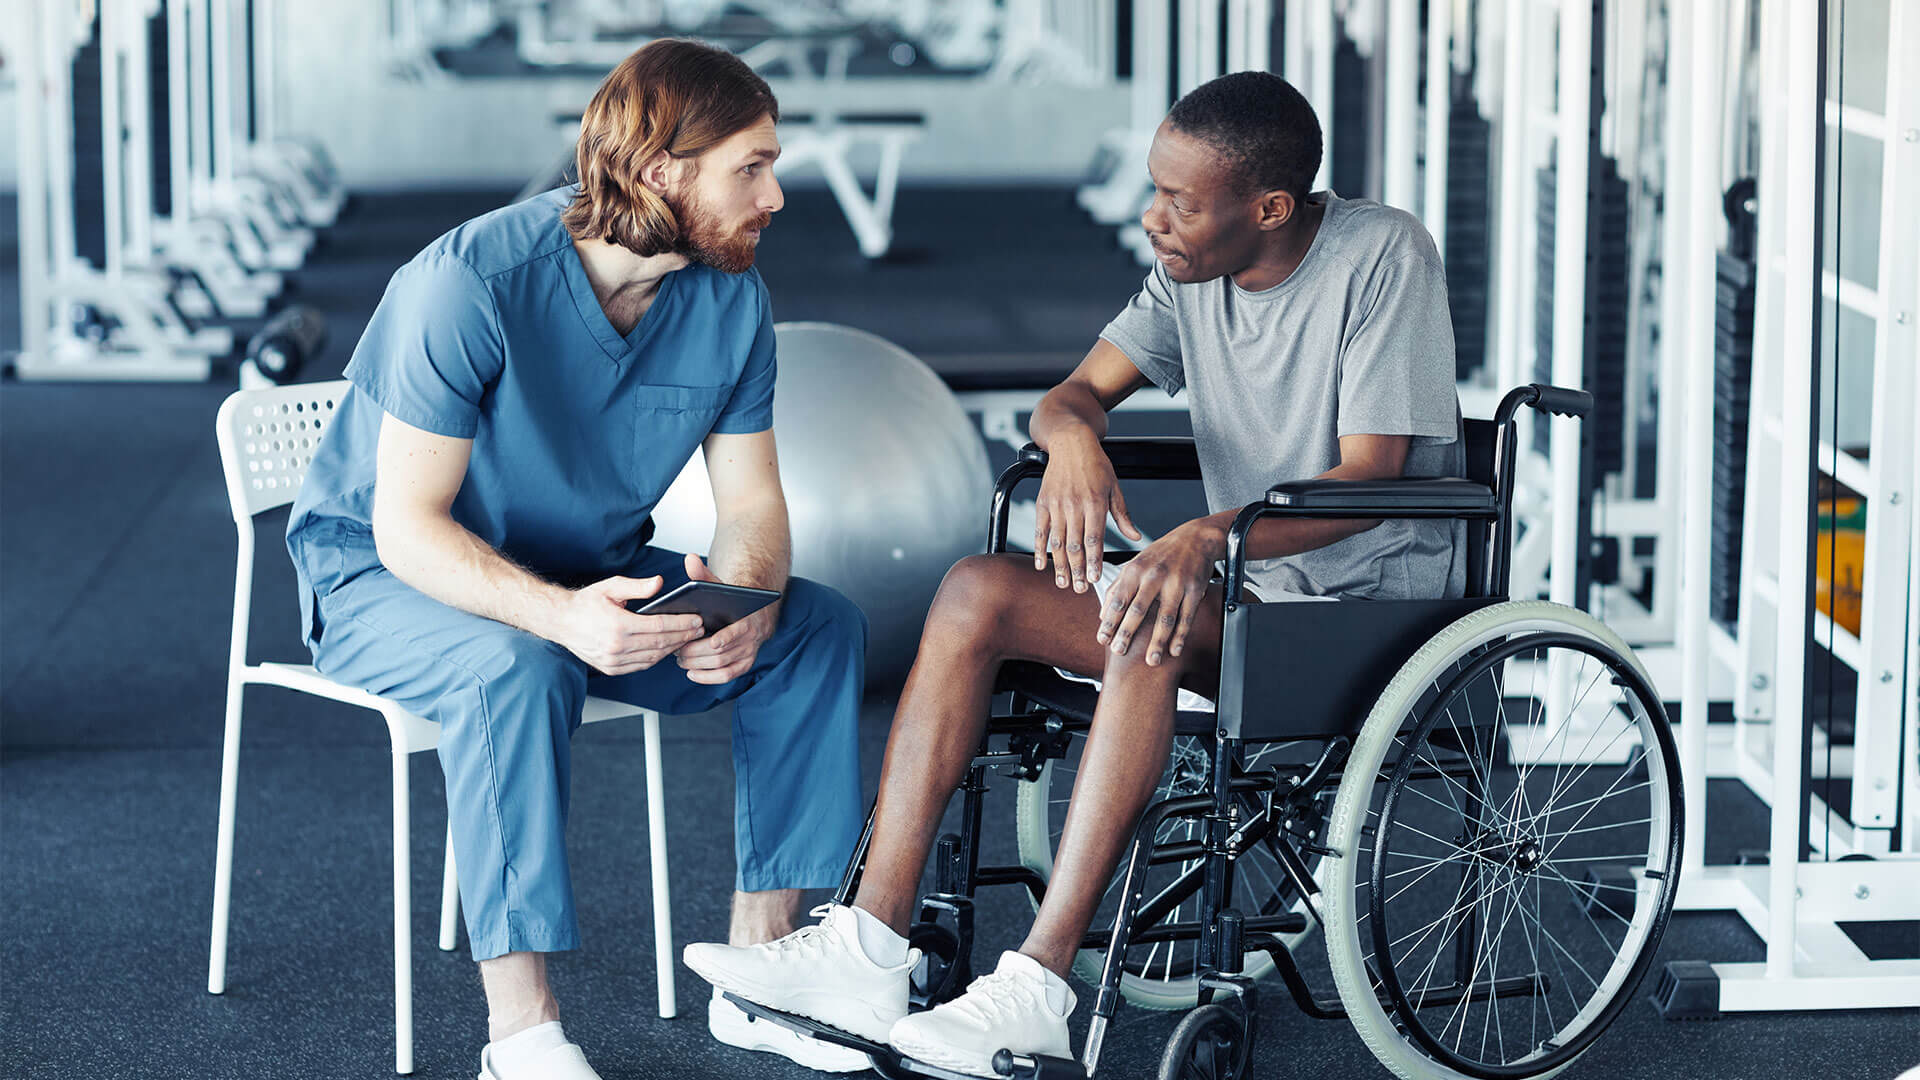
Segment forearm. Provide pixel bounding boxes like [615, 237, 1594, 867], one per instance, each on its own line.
[1184, 461, 1392, 564]
[708, 496, 792, 593]
[1029, 382, 1110, 454]
[374, 512, 571, 639]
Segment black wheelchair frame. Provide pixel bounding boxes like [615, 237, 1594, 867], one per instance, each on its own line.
[728, 384, 1680, 1080]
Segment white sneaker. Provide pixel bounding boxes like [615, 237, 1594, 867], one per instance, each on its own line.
[682, 903, 916, 1044]
[887, 952, 1076, 1079]
[477, 1040, 601, 1080]
[709, 990, 875, 1073]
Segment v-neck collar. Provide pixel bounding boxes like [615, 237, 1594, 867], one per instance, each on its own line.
[559, 238, 682, 365]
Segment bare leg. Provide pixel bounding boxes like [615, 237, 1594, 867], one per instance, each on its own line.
[729, 888, 804, 945]
[852, 555, 1116, 932]
[479, 951, 560, 1042]
[1016, 589, 1225, 977]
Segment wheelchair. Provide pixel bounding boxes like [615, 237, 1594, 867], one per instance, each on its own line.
[729, 384, 1684, 1080]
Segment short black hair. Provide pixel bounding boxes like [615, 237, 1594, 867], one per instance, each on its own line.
[1166, 72, 1323, 201]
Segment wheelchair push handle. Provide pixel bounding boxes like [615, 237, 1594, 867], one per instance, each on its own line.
[1498, 383, 1592, 423]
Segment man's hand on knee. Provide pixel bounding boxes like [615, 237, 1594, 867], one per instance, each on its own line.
[1098, 521, 1221, 665]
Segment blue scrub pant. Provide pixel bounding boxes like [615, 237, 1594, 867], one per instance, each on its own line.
[309, 546, 866, 961]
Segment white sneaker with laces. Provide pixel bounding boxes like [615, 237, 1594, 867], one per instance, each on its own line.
[887, 951, 1076, 1078]
[683, 903, 916, 1044]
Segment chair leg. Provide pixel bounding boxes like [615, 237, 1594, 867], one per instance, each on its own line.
[439, 822, 459, 952]
[392, 747, 414, 1074]
[643, 710, 676, 1020]
[208, 679, 245, 995]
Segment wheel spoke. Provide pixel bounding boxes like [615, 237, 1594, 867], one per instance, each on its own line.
[1507, 779, 1652, 831]
[1513, 893, 1601, 993]
[1540, 862, 1636, 935]
[1386, 848, 1476, 904]
[1539, 749, 1654, 865]
[1538, 816, 1652, 844]
[1533, 720, 1644, 835]
[1518, 868, 1550, 1053]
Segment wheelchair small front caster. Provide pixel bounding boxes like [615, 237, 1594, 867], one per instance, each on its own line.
[1156, 1001, 1253, 1080]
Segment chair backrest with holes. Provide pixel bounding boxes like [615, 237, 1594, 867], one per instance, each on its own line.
[215, 380, 349, 521]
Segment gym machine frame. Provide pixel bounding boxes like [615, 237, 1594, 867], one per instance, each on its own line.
[1654, 0, 1920, 1016]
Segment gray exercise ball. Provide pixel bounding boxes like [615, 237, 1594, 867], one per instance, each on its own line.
[648, 322, 992, 685]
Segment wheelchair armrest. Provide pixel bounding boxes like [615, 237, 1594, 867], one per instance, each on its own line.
[1264, 477, 1499, 516]
[1015, 438, 1202, 480]
[1221, 478, 1498, 601]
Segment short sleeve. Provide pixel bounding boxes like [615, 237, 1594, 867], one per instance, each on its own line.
[711, 279, 776, 434]
[342, 256, 504, 439]
[1099, 261, 1186, 395]
[1337, 254, 1459, 442]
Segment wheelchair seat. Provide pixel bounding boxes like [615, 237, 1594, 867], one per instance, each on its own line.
[992, 661, 1221, 736]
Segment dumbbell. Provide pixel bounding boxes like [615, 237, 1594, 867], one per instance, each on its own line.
[243, 305, 328, 385]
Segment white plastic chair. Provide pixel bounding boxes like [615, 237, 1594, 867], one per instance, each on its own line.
[208, 380, 678, 1074]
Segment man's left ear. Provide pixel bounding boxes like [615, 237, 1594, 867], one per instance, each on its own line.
[1257, 189, 1296, 232]
[639, 150, 676, 197]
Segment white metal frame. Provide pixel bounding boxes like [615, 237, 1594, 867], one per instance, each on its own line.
[774, 119, 925, 260]
[207, 381, 679, 1074]
[152, 0, 283, 318]
[1663, 0, 1920, 1015]
[8, 0, 218, 380]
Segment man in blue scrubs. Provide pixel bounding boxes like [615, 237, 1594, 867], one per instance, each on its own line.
[286, 40, 867, 1079]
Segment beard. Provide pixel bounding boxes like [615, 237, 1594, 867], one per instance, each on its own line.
[669, 191, 770, 274]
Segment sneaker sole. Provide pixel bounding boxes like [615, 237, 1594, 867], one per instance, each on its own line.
[887, 1030, 1002, 1079]
[890, 1027, 1075, 1080]
[711, 999, 874, 1074]
[716, 1026, 873, 1073]
[685, 954, 903, 1044]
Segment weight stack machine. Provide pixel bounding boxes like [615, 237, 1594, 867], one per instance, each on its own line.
[1445, 71, 1494, 381]
[1530, 0, 1631, 601]
[1711, 178, 1759, 629]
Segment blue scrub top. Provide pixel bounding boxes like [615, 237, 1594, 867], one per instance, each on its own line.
[286, 188, 776, 645]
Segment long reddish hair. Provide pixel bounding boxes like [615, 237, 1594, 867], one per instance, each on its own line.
[561, 39, 778, 255]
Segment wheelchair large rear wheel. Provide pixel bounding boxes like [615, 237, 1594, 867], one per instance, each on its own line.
[1323, 601, 1682, 1080]
[1015, 731, 1326, 1009]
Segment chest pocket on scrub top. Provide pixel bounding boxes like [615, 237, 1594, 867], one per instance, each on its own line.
[631, 382, 731, 488]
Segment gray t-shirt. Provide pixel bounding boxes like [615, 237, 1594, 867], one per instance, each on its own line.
[1100, 192, 1466, 602]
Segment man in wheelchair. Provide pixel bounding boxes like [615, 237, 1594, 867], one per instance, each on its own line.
[686, 71, 1469, 1075]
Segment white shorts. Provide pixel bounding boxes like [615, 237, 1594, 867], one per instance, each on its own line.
[1052, 560, 1334, 714]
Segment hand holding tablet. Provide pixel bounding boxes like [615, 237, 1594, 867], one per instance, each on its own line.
[627, 580, 781, 635]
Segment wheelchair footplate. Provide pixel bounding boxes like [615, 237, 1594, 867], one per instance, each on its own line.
[721, 993, 1087, 1080]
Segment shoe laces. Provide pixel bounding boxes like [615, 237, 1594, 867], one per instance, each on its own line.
[755, 903, 846, 961]
[943, 968, 1051, 1027]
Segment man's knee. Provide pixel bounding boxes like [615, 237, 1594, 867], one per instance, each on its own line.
[922, 554, 1020, 643]
[463, 632, 588, 736]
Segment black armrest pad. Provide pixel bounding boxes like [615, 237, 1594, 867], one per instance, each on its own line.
[1017, 438, 1201, 479]
[1265, 477, 1497, 513]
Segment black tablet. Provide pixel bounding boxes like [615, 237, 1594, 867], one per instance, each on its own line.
[627, 580, 781, 634]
